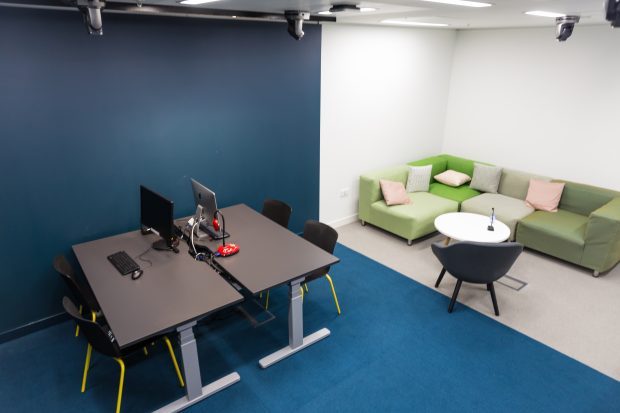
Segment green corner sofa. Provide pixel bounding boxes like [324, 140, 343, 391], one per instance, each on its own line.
[359, 154, 620, 276]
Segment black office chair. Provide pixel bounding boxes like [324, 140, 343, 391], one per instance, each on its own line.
[62, 296, 185, 413]
[261, 199, 292, 228]
[431, 241, 523, 316]
[54, 255, 101, 336]
[300, 220, 341, 315]
[260, 199, 292, 309]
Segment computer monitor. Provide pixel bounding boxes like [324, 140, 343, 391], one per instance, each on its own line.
[140, 185, 178, 252]
[190, 178, 229, 240]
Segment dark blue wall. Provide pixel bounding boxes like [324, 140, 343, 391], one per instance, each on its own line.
[0, 8, 321, 334]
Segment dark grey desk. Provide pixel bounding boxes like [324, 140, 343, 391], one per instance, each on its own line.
[73, 230, 243, 413]
[196, 204, 340, 368]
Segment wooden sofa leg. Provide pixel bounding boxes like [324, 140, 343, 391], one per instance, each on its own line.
[593, 270, 600, 278]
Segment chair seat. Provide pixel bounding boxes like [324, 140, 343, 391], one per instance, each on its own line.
[429, 182, 480, 204]
[461, 193, 534, 240]
[516, 209, 587, 265]
[370, 192, 458, 240]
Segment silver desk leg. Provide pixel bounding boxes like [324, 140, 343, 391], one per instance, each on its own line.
[154, 321, 240, 413]
[258, 278, 330, 368]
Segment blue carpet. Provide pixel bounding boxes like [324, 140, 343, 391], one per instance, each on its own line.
[0, 244, 618, 412]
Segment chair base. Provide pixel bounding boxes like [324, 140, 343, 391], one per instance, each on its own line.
[447, 280, 500, 317]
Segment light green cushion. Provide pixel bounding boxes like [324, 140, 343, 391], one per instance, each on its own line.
[516, 210, 588, 265]
[407, 156, 447, 184]
[461, 193, 534, 240]
[556, 181, 620, 216]
[358, 165, 409, 222]
[429, 182, 480, 204]
[369, 192, 458, 241]
[498, 169, 551, 200]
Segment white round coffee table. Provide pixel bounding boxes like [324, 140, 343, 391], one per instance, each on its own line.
[434, 212, 510, 244]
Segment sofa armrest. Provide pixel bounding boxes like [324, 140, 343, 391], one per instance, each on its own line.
[358, 165, 409, 222]
[582, 198, 620, 273]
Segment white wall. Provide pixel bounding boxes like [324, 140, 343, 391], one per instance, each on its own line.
[443, 25, 620, 190]
[320, 24, 456, 225]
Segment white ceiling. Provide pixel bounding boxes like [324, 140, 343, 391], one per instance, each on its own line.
[116, 0, 610, 29]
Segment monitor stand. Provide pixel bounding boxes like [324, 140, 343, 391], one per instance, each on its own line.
[200, 222, 229, 240]
[152, 239, 180, 253]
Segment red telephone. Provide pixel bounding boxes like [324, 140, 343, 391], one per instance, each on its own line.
[217, 243, 239, 257]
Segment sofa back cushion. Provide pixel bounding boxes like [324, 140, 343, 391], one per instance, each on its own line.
[407, 156, 447, 184]
[557, 181, 620, 216]
[498, 169, 551, 200]
[440, 154, 476, 177]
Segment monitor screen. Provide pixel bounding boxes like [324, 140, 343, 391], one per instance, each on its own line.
[140, 185, 175, 250]
[191, 178, 218, 221]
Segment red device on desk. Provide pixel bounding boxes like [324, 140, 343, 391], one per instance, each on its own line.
[213, 211, 240, 257]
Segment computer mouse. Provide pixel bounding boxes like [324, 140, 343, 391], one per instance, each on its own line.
[131, 269, 143, 280]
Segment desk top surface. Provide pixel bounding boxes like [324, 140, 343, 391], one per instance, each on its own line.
[73, 230, 243, 349]
[195, 204, 340, 294]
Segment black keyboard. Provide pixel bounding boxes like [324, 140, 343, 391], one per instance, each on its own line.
[107, 251, 140, 275]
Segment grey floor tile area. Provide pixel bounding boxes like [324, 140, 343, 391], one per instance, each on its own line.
[336, 221, 620, 381]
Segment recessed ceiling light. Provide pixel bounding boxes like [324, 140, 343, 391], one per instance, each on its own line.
[360, 7, 377, 12]
[382, 19, 449, 27]
[525, 10, 566, 18]
[318, 10, 332, 15]
[179, 0, 220, 5]
[419, 0, 492, 8]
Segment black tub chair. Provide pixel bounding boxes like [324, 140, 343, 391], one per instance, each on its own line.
[431, 241, 523, 316]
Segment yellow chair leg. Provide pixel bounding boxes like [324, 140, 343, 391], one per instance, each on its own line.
[81, 343, 92, 393]
[300, 286, 304, 300]
[265, 290, 270, 310]
[113, 358, 125, 413]
[304, 283, 309, 293]
[75, 305, 83, 337]
[163, 336, 185, 388]
[91, 311, 96, 322]
[325, 274, 341, 315]
[143, 347, 149, 356]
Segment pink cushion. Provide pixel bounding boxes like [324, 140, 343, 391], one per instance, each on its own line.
[380, 179, 410, 206]
[525, 179, 565, 212]
[434, 170, 471, 187]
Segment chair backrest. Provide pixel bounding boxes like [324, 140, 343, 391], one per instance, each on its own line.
[261, 199, 292, 228]
[431, 241, 523, 284]
[53, 255, 99, 313]
[62, 296, 121, 358]
[302, 220, 338, 279]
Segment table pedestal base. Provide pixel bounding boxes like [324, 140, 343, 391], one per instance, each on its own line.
[259, 328, 330, 368]
[154, 321, 240, 413]
[154, 372, 240, 413]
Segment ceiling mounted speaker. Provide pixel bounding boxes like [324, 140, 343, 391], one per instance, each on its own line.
[329, 4, 360, 13]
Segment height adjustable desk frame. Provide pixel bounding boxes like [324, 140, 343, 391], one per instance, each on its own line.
[73, 231, 243, 413]
[199, 204, 339, 369]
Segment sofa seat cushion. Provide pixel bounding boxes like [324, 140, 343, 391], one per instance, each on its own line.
[460, 193, 534, 240]
[370, 192, 458, 241]
[516, 209, 588, 265]
[429, 182, 480, 204]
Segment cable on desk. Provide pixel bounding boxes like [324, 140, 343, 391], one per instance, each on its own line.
[134, 247, 153, 268]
